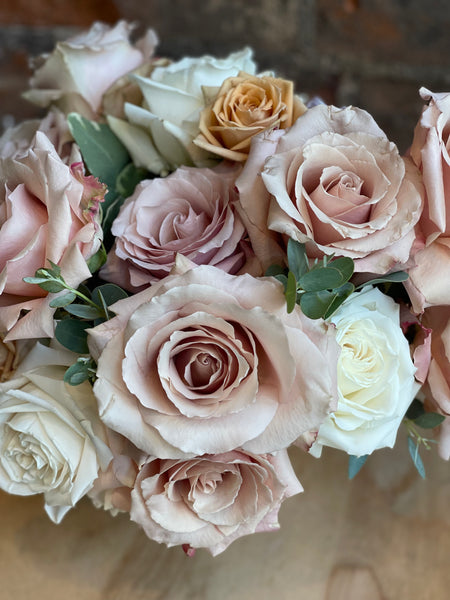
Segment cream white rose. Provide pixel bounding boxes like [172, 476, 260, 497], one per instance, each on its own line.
[24, 21, 157, 119]
[0, 346, 112, 523]
[309, 286, 418, 457]
[107, 48, 256, 174]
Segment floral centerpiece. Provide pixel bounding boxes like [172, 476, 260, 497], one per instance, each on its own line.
[0, 20, 448, 556]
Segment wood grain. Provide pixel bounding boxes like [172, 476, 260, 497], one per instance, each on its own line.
[1, 433, 449, 600]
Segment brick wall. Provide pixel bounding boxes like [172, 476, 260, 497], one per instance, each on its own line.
[1, 0, 450, 151]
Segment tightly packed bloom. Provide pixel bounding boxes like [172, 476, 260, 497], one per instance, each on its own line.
[0, 132, 102, 341]
[88, 263, 339, 458]
[24, 21, 157, 119]
[309, 287, 418, 457]
[107, 48, 256, 173]
[0, 357, 112, 523]
[194, 72, 307, 161]
[130, 449, 303, 556]
[406, 88, 450, 312]
[101, 164, 253, 290]
[238, 104, 424, 273]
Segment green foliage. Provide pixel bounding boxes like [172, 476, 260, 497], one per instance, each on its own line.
[348, 454, 369, 479]
[266, 239, 410, 321]
[404, 398, 444, 478]
[407, 436, 426, 479]
[67, 113, 151, 249]
[55, 319, 90, 354]
[64, 357, 97, 386]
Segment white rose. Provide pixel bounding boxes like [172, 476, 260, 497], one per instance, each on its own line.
[0, 346, 112, 523]
[107, 48, 257, 174]
[309, 286, 418, 457]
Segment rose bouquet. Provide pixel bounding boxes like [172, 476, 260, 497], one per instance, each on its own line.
[0, 20, 448, 556]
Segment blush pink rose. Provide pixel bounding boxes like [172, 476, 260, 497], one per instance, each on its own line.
[88, 263, 339, 458]
[101, 164, 255, 291]
[406, 88, 450, 312]
[237, 104, 423, 274]
[130, 448, 302, 555]
[0, 132, 103, 341]
[24, 21, 157, 119]
[421, 306, 450, 459]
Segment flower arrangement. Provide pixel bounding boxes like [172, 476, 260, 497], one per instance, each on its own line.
[0, 20, 448, 557]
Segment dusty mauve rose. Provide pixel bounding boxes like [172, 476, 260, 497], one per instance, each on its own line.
[0, 358, 112, 523]
[100, 164, 255, 290]
[406, 88, 450, 312]
[130, 448, 302, 555]
[24, 21, 157, 119]
[88, 263, 339, 458]
[194, 72, 306, 162]
[0, 132, 103, 341]
[237, 104, 424, 274]
[421, 306, 450, 459]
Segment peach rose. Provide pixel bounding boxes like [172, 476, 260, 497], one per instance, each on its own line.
[88, 263, 339, 458]
[24, 21, 157, 119]
[421, 306, 450, 459]
[107, 48, 256, 174]
[130, 449, 302, 555]
[100, 163, 255, 290]
[237, 104, 423, 273]
[406, 88, 450, 312]
[194, 72, 306, 162]
[0, 132, 103, 341]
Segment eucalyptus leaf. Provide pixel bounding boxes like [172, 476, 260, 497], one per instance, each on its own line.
[414, 412, 446, 429]
[23, 276, 50, 285]
[67, 113, 129, 190]
[37, 280, 66, 293]
[329, 256, 354, 282]
[300, 289, 336, 320]
[64, 363, 90, 386]
[265, 264, 286, 278]
[356, 271, 409, 290]
[298, 267, 345, 292]
[287, 239, 309, 279]
[64, 304, 103, 319]
[406, 398, 425, 421]
[87, 245, 107, 274]
[348, 454, 368, 479]
[322, 282, 355, 319]
[92, 284, 128, 307]
[49, 292, 77, 308]
[274, 274, 288, 289]
[55, 319, 90, 354]
[116, 163, 149, 199]
[407, 436, 426, 479]
[285, 271, 298, 313]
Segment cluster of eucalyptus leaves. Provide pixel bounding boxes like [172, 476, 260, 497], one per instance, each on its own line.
[267, 238, 409, 320]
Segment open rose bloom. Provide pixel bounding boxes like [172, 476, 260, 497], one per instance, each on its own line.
[0, 20, 447, 556]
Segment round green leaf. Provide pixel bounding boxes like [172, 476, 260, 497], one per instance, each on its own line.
[49, 292, 77, 308]
[92, 283, 128, 307]
[285, 271, 298, 313]
[298, 267, 345, 292]
[414, 412, 445, 429]
[55, 319, 90, 354]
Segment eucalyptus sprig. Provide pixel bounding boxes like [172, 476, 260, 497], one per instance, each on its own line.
[23, 260, 128, 384]
[403, 399, 445, 478]
[267, 239, 409, 320]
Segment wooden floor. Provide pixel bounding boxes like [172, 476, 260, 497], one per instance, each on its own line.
[1, 432, 449, 600]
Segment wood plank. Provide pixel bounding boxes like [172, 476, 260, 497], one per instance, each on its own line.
[0, 434, 449, 600]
